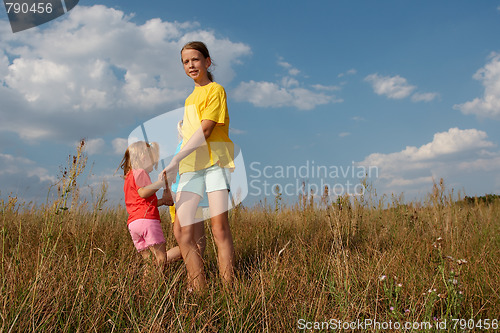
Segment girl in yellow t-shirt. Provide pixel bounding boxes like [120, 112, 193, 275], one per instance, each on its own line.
[161, 41, 234, 292]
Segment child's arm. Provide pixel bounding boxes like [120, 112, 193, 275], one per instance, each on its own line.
[160, 120, 216, 183]
[137, 179, 164, 198]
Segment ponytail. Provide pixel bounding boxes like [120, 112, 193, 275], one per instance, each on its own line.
[117, 141, 160, 177]
[118, 148, 132, 176]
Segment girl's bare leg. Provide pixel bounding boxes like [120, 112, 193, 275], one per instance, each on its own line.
[207, 190, 234, 285]
[140, 243, 166, 281]
[166, 245, 181, 263]
[169, 213, 204, 263]
[150, 242, 167, 271]
[174, 191, 206, 291]
[193, 217, 206, 256]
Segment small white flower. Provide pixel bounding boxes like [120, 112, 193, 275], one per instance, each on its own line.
[379, 275, 387, 282]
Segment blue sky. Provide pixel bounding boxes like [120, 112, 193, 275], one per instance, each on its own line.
[1, 1, 500, 207]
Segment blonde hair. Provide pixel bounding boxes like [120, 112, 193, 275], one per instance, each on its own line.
[118, 141, 160, 176]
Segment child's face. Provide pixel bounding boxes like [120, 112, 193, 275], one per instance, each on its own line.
[139, 150, 155, 173]
[181, 49, 211, 83]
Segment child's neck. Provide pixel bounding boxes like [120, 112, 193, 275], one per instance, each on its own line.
[194, 77, 212, 87]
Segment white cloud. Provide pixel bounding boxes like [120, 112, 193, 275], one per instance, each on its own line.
[112, 138, 128, 155]
[411, 92, 439, 102]
[84, 138, 105, 155]
[0, 153, 56, 202]
[364, 73, 416, 99]
[458, 154, 500, 172]
[0, 5, 251, 141]
[233, 80, 339, 110]
[0, 153, 55, 182]
[356, 128, 499, 197]
[233, 56, 340, 110]
[339, 132, 350, 137]
[277, 57, 300, 76]
[338, 68, 357, 78]
[454, 52, 500, 119]
[365, 73, 438, 102]
[281, 76, 299, 88]
[312, 84, 341, 91]
[233, 58, 342, 111]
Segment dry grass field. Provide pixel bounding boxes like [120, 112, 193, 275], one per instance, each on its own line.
[1, 146, 499, 332]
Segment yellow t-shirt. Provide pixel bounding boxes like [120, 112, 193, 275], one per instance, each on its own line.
[179, 82, 234, 174]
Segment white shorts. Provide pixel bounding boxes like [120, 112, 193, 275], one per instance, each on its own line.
[177, 164, 231, 198]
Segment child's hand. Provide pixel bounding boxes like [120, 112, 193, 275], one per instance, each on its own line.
[162, 188, 174, 206]
[159, 162, 179, 184]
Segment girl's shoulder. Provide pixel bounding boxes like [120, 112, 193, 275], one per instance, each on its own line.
[211, 82, 225, 92]
[207, 82, 226, 99]
[125, 169, 147, 180]
[132, 168, 147, 177]
[199, 81, 225, 93]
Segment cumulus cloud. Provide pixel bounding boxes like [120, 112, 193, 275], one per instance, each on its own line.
[112, 138, 128, 155]
[0, 153, 56, 202]
[83, 138, 105, 155]
[411, 92, 440, 102]
[454, 52, 500, 119]
[312, 84, 341, 91]
[356, 128, 499, 196]
[364, 74, 416, 99]
[80, 137, 129, 156]
[365, 73, 438, 102]
[277, 57, 300, 76]
[0, 5, 251, 142]
[233, 58, 342, 110]
[338, 68, 357, 78]
[233, 80, 340, 110]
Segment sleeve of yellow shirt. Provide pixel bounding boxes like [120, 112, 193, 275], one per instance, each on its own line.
[201, 85, 227, 125]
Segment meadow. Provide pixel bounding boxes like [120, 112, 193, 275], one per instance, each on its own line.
[0, 145, 499, 332]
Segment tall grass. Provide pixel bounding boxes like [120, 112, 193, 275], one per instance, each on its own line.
[0, 147, 499, 331]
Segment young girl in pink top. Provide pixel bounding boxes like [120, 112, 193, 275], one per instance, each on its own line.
[119, 141, 180, 272]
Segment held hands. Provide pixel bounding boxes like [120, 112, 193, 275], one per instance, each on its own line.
[158, 161, 179, 185]
[156, 166, 176, 207]
[161, 188, 174, 206]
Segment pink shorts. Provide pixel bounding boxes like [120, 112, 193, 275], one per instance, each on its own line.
[128, 219, 166, 252]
